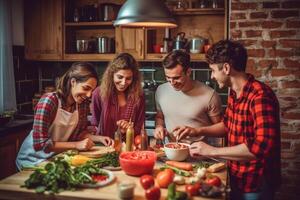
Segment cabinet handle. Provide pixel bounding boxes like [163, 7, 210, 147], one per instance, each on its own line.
[116, 41, 119, 52]
[139, 40, 142, 57]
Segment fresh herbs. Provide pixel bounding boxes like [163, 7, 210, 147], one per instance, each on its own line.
[23, 152, 118, 194]
[88, 151, 120, 167]
[193, 161, 213, 169]
[23, 157, 77, 193]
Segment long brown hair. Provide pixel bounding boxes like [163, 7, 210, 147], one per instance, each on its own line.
[56, 62, 98, 103]
[100, 53, 142, 101]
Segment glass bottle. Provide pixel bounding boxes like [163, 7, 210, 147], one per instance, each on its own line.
[140, 127, 148, 151]
[126, 122, 134, 151]
[73, 8, 79, 22]
[114, 127, 122, 153]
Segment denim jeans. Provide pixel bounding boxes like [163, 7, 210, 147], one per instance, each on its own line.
[229, 176, 275, 200]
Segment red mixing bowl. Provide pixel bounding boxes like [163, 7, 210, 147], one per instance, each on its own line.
[119, 151, 157, 176]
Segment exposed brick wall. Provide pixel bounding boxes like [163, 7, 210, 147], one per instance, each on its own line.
[230, 0, 300, 199]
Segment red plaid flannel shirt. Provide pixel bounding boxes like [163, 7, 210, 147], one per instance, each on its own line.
[223, 74, 281, 192]
[32, 93, 90, 151]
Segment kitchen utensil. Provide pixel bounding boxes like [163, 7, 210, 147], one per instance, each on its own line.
[100, 3, 120, 21]
[97, 37, 114, 53]
[189, 36, 205, 53]
[174, 32, 188, 51]
[76, 39, 90, 53]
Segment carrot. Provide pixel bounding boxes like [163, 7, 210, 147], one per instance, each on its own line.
[165, 161, 193, 171]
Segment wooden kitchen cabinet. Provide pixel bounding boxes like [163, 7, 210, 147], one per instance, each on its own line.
[115, 27, 145, 60]
[144, 7, 228, 61]
[63, 0, 124, 61]
[24, 0, 63, 60]
[24, 0, 227, 62]
[0, 128, 30, 179]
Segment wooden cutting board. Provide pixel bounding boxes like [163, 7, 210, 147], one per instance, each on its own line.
[79, 146, 115, 158]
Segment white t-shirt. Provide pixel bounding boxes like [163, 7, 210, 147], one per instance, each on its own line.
[155, 80, 222, 143]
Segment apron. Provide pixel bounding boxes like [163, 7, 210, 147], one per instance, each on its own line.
[16, 97, 79, 170]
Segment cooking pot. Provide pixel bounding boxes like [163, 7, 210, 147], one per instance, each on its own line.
[76, 39, 96, 53]
[99, 3, 120, 21]
[189, 36, 205, 54]
[76, 39, 90, 53]
[97, 37, 114, 53]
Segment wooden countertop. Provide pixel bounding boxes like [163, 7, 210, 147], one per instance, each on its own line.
[0, 161, 227, 200]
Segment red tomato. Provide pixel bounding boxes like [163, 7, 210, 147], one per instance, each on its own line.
[145, 186, 161, 200]
[91, 174, 108, 182]
[134, 135, 142, 146]
[140, 175, 155, 190]
[185, 183, 201, 196]
[205, 175, 221, 187]
[156, 169, 175, 188]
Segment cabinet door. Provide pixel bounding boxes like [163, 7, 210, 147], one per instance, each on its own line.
[0, 136, 18, 179]
[0, 129, 30, 179]
[24, 0, 63, 60]
[115, 27, 145, 60]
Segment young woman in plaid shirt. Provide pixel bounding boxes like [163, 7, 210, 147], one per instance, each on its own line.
[16, 62, 113, 170]
[176, 40, 281, 200]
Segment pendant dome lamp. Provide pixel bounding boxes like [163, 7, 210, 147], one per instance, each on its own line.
[114, 0, 177, 28]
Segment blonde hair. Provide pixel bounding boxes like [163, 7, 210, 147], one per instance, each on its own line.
[56, 62, 98, 103]
[100, 53, 142, 101]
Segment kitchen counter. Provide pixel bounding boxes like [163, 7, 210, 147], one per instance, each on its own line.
[0, 161, 227, 200]
[0, 115, 33, 179]
[0, 115, 33, 137]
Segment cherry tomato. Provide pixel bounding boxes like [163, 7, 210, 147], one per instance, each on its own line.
[134, 135, 142, 146]
[205, 175, 221, 187]
[185, 182, 201, 196]
[156, 168, 175, 188]
[145, 186, 161, 200]
[140, 175, 155, 190]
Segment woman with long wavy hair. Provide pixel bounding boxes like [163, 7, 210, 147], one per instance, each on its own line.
[16, 62, 113, 170]
[91, 53, 145, 140]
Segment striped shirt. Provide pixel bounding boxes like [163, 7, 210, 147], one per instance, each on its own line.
[223, 74, 281, 192]
[32, 93, 90, 151]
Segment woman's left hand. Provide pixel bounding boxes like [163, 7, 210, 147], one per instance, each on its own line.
[99, 136, 114, 147]
[116, 120, 130, 134]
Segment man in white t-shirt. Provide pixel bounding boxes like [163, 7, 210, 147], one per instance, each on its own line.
[154, 50, 222, 144]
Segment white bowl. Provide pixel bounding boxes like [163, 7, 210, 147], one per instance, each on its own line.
[164, 143, 190, 161]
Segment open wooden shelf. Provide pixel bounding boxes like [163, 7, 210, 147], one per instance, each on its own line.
[172, 8, 225, 15]
[65, 21, 114, 26]
[64, 53, 116, 61]
[144, 53, 206, 62]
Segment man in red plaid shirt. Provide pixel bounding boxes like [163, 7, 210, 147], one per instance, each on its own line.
[175, 40, 281, 200]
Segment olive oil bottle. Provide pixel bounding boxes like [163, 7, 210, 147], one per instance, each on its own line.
[114, 127, 122, 153]
[126, 122, 134, 151]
